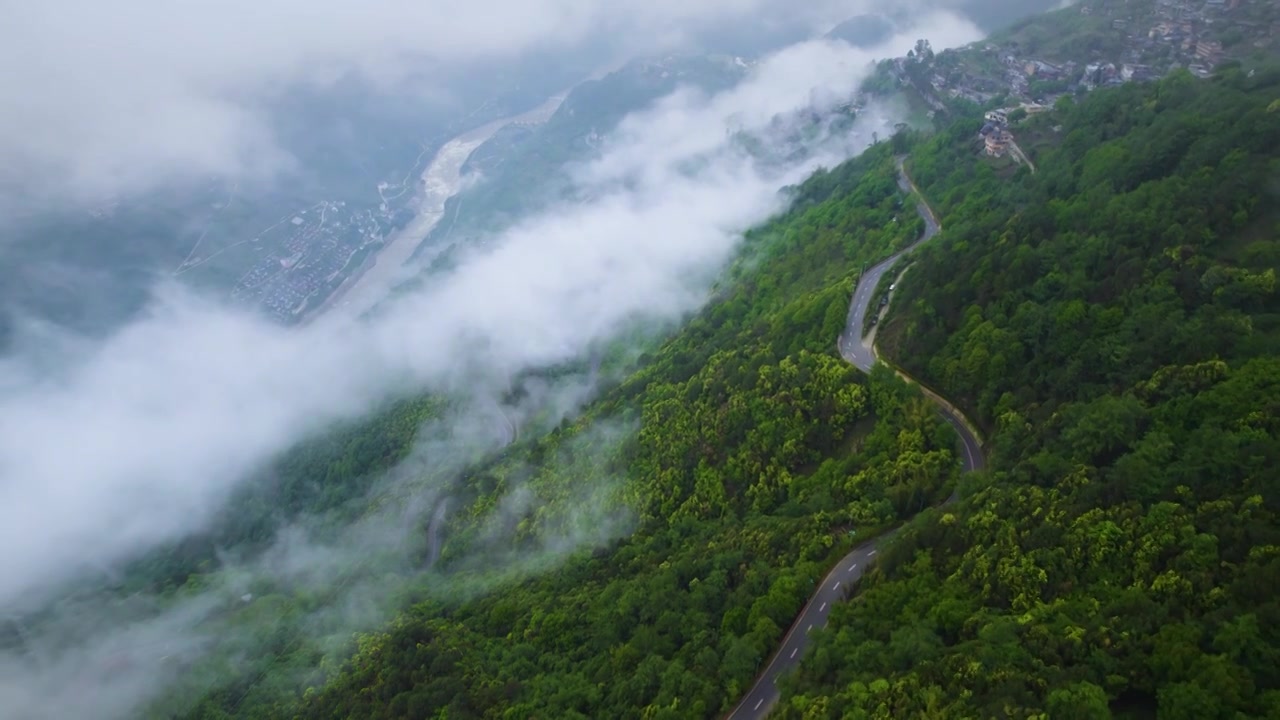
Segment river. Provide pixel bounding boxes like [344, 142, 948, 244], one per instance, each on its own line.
[317, 91, 568, 322]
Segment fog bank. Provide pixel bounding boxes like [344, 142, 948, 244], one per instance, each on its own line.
[0, 10, 983, 719]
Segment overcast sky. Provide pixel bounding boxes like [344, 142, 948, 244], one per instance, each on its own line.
[0, 4, 985, 717]
[0, 0, 935, 208]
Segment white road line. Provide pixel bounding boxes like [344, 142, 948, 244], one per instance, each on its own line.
[819, 602, 827, 612]
[869, 550, 877, 556]
[754, 698, 764, 711]
[807, 624, 813, 633]
[957, 433, 976, 469]
[833, 581, 841, 590]
[790, 648, 798, 659]
[849, 563, 857, 571]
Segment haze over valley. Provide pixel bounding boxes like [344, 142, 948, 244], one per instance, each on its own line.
[6, 0, 1276, 718]
[0, 2, 993, 716]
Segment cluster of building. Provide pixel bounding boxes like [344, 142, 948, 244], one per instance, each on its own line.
[904, 0, 1275, 105]
[1108, 0, 1274, 78]
[978, 106, 1046, 158]
[230, 202, 396, 323]
[888, 0, 1277, 164]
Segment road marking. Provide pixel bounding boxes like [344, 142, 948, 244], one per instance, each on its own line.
[849, 563, 857, 571]
[833, 581, 840, 590]
[790, 648, 798, 659]
[754, 698, 764, 711]
[869, 550, 877, 556]
[819, 602, 827, 612]
[958, 432, 976, 469]
[807, 624, 813, 633]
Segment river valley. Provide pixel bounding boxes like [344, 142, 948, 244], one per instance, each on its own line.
[315, 92, 569, 322]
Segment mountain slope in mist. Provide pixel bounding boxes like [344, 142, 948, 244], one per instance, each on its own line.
[423, 55, 752, 253]
[0, 61, 589, 346]
[264, 142, 949, 720]
[0, 13, 986, 717]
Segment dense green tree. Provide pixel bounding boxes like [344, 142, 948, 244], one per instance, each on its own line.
[161, 144, 961, 719]
[155, 52, 1280, 720]
[781, 63, 1280, 720]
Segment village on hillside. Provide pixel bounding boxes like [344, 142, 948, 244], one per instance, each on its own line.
[870, 0, 1278, 167]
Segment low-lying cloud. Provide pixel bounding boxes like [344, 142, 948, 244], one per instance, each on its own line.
[0, 9, 982, 719]
[0, 0, 898, 210]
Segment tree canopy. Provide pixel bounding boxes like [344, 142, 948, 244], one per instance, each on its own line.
[162, 64, 1280, 720]
[779, 64, 1280, 720]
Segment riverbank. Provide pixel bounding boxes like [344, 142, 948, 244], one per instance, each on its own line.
[307, 92, 568, 324]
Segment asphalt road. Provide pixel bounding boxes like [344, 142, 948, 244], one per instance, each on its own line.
[838, 157, 941, 372]
[725, 157, 981, 720]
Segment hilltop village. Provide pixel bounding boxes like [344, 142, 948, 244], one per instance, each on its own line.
[877, 0, 1278, 165]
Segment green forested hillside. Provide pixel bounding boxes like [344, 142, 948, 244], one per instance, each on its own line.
[265, 147, 970, 720]
[778, 68, 1280, 717]
[177, 66, 1280, 720]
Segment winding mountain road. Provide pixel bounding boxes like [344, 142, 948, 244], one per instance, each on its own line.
[725, 156, 984, 720]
